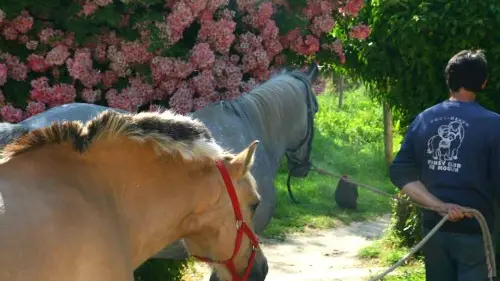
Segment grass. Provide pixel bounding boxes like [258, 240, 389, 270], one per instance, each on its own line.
[358, 231, 426, 280]
[263, 86, 404, 239]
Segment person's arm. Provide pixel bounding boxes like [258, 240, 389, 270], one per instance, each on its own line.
[389, 118, 421, 192]
[399, 180, 445, 211]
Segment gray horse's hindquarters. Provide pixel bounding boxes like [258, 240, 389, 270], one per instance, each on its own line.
[21, 103, 127, 131]
[0, 123, 28, 147]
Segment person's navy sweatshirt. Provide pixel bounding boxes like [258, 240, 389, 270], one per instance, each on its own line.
[390, 100, 500, 234]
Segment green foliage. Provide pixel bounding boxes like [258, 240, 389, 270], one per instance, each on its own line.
[381, 267, 425, 281]
[389, 192, 422, 249]
[342, 0, 500, 127]
[133, 259, 192, 281]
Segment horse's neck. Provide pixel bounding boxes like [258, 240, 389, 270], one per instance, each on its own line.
[84, 143, 201, 267]
[237, 80, 308, 157]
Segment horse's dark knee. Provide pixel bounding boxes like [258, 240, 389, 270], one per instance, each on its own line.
[334, 176, 358, 210]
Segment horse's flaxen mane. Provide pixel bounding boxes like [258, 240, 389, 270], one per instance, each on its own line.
[1, 110, 226, 161]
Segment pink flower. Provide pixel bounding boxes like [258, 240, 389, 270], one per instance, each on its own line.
[102, 70, 118, 88]
[207, 0, 229, 12]
[12, 11, 34, 34]
[303, 0, 333, 19]
[26, 101, 46, 117]
[105, 89, 134, 112]
[290, 34, 320, 56]
[38, 28, 64, 46]
[30, 77, 51, 90]
[218, 8, 235, 20]
[249, 2, 274, 29]
[81, 88, 102, 103]
[66, 48, 101, 88]
[166, 1, 195, 44]
[169, 82, 194, 115]
[121, 40, 152, 65]
[198, 19, 236, 54]
[1, 53, 28, 81]
[340, 0, 365, 17]
[191, 70, 216, 97]
[1, 105, 24, 123]
[0, 89, 4, 104]
[190, 43, 215, 69]
[50, 83, 76, 107]
[260, 20, 279, 41]
[93, 43, 108, 63]
[107, 46, 128, 77]
[2, 25, 19, 40]
[27, 54, 50, 72]
[81, 1, 99, 17]
[45, 45, 71, 66]
[349, 24, 371, 40]
[0, 64, 7, 86]
[159, 79, 179, 96]
[310, 14, 335, 36]
[235, 32, 263, 54]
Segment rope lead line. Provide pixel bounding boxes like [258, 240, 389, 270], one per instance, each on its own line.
[309, 164, 496, 281]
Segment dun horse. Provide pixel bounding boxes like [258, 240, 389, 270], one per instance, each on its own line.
[0, 110, 268, 281]
[0, 63, 318, 280]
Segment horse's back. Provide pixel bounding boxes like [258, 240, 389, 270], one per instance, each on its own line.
[21, 103, 126, 131]
[0, 158, 132, 281]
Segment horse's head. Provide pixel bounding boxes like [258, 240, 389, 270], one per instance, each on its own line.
[183, 140, 268, 281]
[285, 63, 320, 178]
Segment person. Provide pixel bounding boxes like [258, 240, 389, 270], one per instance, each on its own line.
[389, 49, 500, 281]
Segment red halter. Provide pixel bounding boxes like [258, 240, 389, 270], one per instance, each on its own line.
[192, 160, 260, 281]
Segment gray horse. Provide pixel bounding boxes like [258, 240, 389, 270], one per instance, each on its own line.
[0, 64, 319, 280]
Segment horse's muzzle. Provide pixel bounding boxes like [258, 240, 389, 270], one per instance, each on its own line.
[208, 254, 268, 281]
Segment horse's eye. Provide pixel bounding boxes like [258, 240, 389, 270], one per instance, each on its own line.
[250, 202, 260, 213]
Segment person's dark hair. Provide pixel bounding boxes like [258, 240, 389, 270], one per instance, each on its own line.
[445, 49, 488, 93]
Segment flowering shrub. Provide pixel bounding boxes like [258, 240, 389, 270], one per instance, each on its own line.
[0, 0, 370, 123]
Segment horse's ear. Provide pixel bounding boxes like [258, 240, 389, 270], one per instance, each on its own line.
[227, 140, 259, 180]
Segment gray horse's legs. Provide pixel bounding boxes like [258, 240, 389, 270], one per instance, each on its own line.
[252, 183, 277, 235]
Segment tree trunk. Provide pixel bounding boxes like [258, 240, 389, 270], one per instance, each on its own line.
[338, 75, 344, 109]
[383, 101, 394, 166]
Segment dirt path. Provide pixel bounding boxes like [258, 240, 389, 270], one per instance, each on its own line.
[191, 214, 393, 281]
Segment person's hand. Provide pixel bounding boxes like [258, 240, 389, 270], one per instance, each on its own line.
[437, 203, 473, 222]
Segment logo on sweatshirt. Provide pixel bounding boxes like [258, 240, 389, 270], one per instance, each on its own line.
[427, 117, 467, 172]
